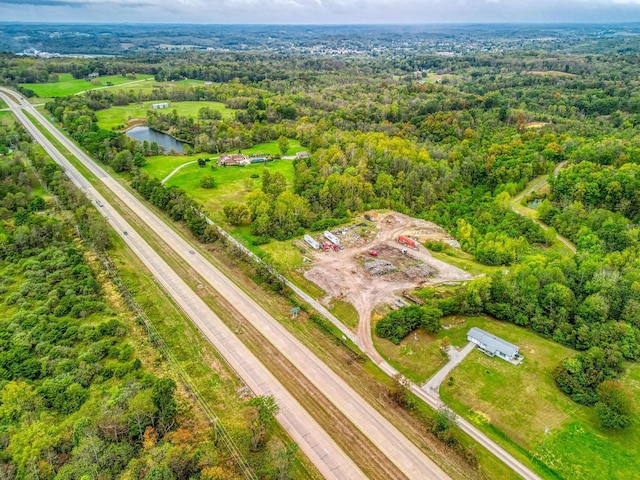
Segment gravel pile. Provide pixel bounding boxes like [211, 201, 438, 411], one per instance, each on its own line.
[405, 263, 438, 278]
[364, 260, 397, 276]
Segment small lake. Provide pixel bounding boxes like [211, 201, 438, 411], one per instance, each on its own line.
[125, 126, 186, 153]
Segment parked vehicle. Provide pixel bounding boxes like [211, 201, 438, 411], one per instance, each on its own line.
[398, 235, 418, 249]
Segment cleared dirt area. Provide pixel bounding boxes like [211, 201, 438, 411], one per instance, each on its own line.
[304, 212, 474, 337]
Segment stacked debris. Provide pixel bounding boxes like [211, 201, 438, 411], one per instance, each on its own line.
[405, 264, 438, 279]
[364, 260, 397, 276]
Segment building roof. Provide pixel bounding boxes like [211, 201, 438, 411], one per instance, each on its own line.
[468, 327, 518, 357]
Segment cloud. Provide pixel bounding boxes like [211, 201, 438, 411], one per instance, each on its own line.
[3, 0, 640, 23]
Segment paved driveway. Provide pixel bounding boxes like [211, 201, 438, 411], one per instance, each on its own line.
[422, 342, 476, 397]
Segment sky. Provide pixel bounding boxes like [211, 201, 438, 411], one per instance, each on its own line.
[3, 0, 640, 24]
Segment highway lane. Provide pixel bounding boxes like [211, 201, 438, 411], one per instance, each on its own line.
[1, 92, 366, 480]
[3, 90, 451, 480]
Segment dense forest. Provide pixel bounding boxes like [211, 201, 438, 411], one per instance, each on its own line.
[4, 40, 640, 421]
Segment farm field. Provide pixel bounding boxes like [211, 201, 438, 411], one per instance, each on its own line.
[19, 72, 153, 97]
[96, 100, 235, 130]
[439, 316, 640, 480]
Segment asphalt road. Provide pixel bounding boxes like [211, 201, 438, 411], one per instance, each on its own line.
[2, 89, 450, 480]
[1, 89, 367, 480]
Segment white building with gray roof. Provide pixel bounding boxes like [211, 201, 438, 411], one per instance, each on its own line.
[467, 327, 523, 364]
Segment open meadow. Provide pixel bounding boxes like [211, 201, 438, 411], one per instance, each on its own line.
[19, 72, 153, 97]
[438, 316, 640, 480]
[96, 100, 235, 130]
[165, 156, 297, 214]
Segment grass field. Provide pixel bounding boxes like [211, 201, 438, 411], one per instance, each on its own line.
[430, 247, 504, 277]
[375, 326, 448, 383]
[20, 73, 153, 97]
[0, 98, 7, 109]
[96, 100, 235, 130]
[438, 316, 640, 480]
[150, 140, 304, 214]
[166, 157, 296, 213]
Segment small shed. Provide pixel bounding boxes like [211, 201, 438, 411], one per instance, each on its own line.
[467, 327, 522, 364]
[152, 102, 170, 109]
[296, 151, 310, 159]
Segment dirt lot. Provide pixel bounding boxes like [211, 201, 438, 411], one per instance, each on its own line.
[303, 212, 474, 340]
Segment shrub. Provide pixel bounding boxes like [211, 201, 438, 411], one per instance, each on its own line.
[199, 175, 215, 189]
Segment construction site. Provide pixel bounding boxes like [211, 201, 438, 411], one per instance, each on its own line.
[301, 212, 474, 334]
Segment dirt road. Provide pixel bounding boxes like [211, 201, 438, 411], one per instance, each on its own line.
[510, 162, 576, 254]
[305, 212, 473, 355]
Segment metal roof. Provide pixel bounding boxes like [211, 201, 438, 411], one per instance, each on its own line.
[468, 327, 519, 357]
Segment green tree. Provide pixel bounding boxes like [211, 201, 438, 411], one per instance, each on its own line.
[133, 152, 146, 167]
[152, 378, 177, 432]
[246, 395, 279, 451]
[278, 136, 290, 156]
[112, 150, 133, 172]
[199, 174, 215, 189]
[223, 203, 250, 226]
[145, 465, 176, 480]
[595, 381, 635, 429]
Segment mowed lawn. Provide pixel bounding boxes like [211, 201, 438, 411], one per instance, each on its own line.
[142, 140, 304, 181]
[96, 100, 235, 130]
[20, 73, 153, 97]
[165, 157, 296, 216]
[439, 316, 640, 480]
[375, 326, 448, 383]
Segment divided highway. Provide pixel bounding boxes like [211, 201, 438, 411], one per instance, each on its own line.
[1, 89, 451, 479]
[1, 90, 366, 480]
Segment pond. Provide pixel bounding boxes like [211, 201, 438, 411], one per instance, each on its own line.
[125, 126, 187, 153]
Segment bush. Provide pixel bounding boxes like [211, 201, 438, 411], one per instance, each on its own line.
[595, 381, 635, 429]
[199, 175, 215, 189]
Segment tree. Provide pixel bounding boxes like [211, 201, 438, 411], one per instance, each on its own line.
[389, 374, 414, 410]
[268, 438, 298, 480]
[246, 395, 279, 451]
[127, 390, 157, 440]
[262, 169, 288, 198]
[199, 175, 215, 189]
[133, 152, 146, 167]
[421, 307, 443, 334]
[145, 466, 176, 480]
[595, 381, 635, 429]
[223, 204, 249, 226]
[278, 136, 290, 156]
[430, 406, 459, 446]
[112, 150, 133, 172]
[152, 378, 177, 432]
